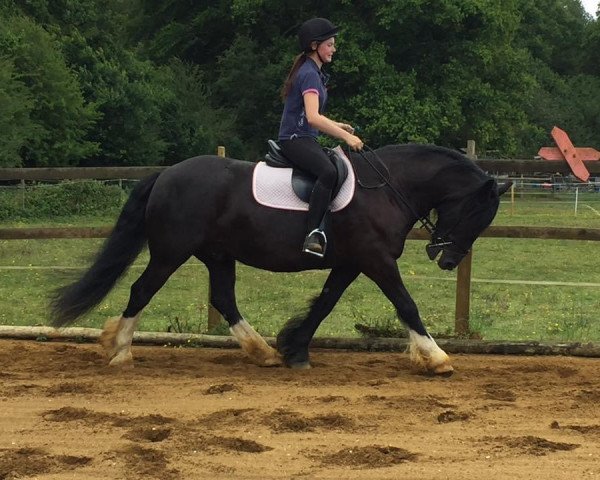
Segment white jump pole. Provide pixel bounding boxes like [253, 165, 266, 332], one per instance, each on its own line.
[574, 187, 579, 216]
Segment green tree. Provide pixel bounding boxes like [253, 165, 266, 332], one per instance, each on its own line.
[212, 35, 286, 159]
[158, 59, 241, 163]
[582, 8, 600, 75]
[10, 0, 167, 165]
[11, 0, 235, 165]
[130, 0, 236, 64]
[515, 0, 590, 75]
[520, 1, 600, 150]
[69, 38, 171, 166]
[0, 15, 98, 166]
[0, 57, 39, 166]
[328, 0, 539, 154]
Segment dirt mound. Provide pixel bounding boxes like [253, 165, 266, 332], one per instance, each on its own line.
[321, 445, 417, 468]
[505, 436, 579, 456]
[264, 408, 355, 433]
[205, 436, 273, 453]
[0, 447, 91, 479]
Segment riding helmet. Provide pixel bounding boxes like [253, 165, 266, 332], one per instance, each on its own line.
[298, 18, 339, 52]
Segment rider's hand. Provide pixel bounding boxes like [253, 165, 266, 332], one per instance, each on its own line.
[338, 123, 355, 134]
[346, 134, 364, 151]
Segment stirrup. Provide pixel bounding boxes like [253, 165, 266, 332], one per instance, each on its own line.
[302, 229, 327, 258]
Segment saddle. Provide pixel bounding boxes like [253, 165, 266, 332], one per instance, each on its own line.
[264, 140, 349, 203]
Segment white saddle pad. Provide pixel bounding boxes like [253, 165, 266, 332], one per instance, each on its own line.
[252, 146, 355, 212]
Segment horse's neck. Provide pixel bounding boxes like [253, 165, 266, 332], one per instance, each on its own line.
[392, 160, 478, 217]
[370, 145, 485, 219]
[390, 163, 445, 214]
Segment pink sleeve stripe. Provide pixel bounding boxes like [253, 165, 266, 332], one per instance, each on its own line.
[302, 88, 319, 96]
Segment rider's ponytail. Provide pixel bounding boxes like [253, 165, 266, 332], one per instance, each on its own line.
[280, 53, 307, 100]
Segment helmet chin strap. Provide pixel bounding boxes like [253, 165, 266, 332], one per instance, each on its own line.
[309, 42, 326, 66]
[316, 48, 326, 65]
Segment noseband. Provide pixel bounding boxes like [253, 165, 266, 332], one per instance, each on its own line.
[425, 235, 468, 261]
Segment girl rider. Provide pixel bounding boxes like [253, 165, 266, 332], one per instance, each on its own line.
[278, 17, 364, 257]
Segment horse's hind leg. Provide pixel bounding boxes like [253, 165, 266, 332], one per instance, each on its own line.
[203, 255, 281, 367]
[277, 266, 360, 369]
[100, 255, 185, 366]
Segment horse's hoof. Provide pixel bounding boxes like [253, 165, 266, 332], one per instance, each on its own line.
[258, 354, 283, 367]
[99, 316, 121, 359]
[433, 363, 454, 376]
[288, 361, 311, 370]
[108, 349, 133, 368]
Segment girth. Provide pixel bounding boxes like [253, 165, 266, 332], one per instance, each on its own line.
[264, 139, 349, 203]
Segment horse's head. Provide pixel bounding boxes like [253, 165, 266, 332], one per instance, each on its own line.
[427, 179, 512, 270]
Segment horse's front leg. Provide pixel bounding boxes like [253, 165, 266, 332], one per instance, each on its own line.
[204, 255, 281, 367]
[363, 257, 453, 375]
[277, 266, 360, 369]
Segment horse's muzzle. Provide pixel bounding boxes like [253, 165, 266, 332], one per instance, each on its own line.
[427, 239, 467, 270]
[437, 249, 465, 271]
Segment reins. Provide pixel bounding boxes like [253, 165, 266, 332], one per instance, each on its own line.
[345, 145, 456, 258]
[347, 145, 436, 234]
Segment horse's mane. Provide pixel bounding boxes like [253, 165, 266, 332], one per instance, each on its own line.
[376, 143, 476, 167]
[374, 143, 487, 180]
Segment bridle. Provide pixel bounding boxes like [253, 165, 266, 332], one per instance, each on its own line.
[346, 145, 468, 260]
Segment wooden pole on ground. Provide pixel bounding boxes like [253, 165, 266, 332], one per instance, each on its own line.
[207, 146, 227, 331]
[2, 326, 600, 357]
[455, 140, 476, 336]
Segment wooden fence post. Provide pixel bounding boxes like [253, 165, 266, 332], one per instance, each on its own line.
[455, 250, 473, 336]
[455, 140, 476, 335]
[207, 146, 227, 331]
[510, 182, 515, 215]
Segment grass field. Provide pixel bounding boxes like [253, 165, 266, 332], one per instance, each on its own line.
[0, 190, 599, 342]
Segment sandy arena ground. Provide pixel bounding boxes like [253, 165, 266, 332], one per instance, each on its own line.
[0, 339, 599, 479]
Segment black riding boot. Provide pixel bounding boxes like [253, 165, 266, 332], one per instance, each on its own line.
[303, 228, 327, 256]
[303, 181, 332, 257]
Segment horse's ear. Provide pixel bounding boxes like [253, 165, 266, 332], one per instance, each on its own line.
[497, 181, 513, 196]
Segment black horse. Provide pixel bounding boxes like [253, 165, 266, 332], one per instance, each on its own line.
[51, 144, 510, 374]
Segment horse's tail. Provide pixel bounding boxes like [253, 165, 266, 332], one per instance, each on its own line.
[50, 173, 160, 327]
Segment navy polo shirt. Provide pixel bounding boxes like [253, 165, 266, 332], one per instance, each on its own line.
[278, 57, 329, 141]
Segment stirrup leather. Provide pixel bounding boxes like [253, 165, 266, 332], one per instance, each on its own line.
[302, 229, 327, 258]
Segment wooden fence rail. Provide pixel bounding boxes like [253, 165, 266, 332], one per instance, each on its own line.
[3, 225, 599, 242]
[1, 160, 599, 181]
[1, 225, 599, 335]
[0, 166, 165, 181]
